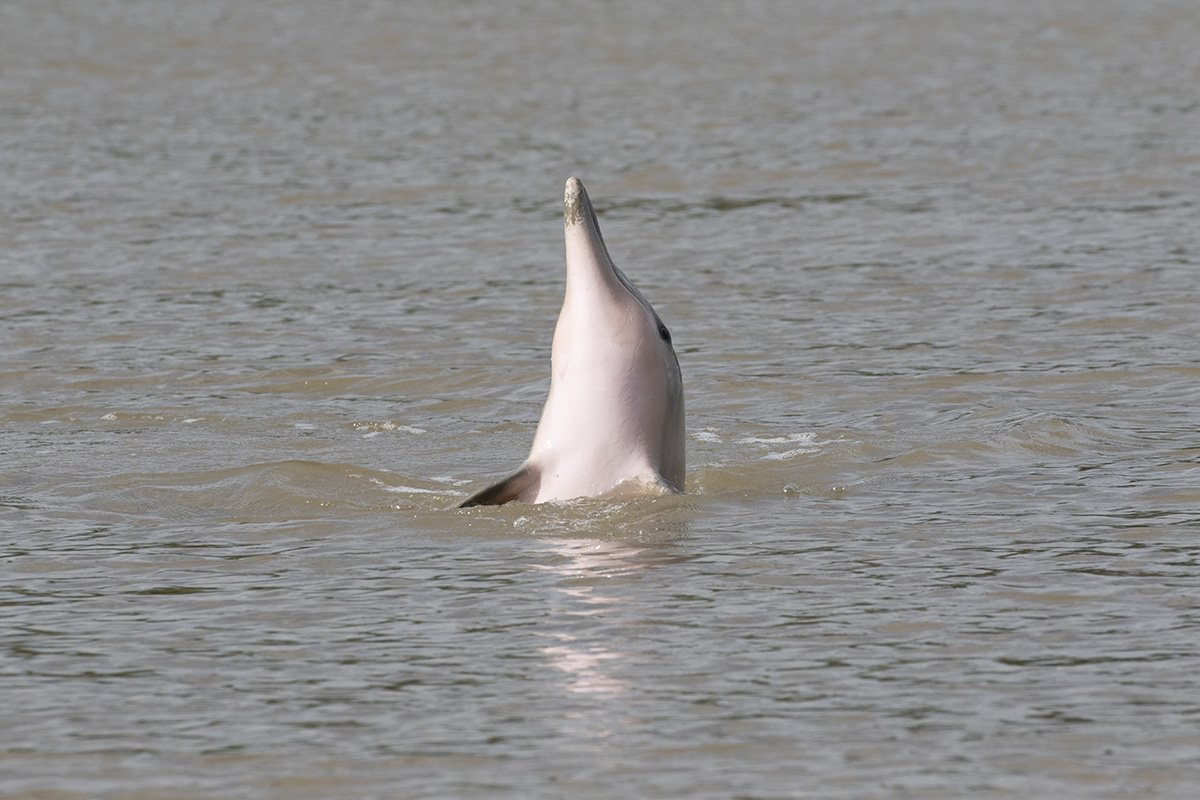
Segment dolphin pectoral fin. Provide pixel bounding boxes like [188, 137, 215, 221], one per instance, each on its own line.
[458, 465, 540, 508]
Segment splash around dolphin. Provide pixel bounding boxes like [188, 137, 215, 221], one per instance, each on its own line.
[459, 177, 685, 507]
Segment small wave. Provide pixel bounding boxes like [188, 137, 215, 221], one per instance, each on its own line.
[737, 432, 821, 460]
[352, 421, 427, 438]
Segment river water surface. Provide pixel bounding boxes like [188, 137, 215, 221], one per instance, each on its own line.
[3, 1, 1200, 798]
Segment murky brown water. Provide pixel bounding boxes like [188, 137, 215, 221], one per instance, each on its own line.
[3, 1, 1200, 797]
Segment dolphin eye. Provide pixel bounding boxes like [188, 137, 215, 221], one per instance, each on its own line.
[657, 322, 672, 344]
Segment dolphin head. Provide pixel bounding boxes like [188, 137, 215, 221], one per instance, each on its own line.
[459, 178, 684, 506]
[557, 178, 676, 381]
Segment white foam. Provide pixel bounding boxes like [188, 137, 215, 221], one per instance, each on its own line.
[738, 432, 816, 446]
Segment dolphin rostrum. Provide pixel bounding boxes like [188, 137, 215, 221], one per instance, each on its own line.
[460, 177, 685, 506]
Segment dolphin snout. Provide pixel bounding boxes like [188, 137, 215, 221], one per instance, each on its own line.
[564, 177, 587, 227]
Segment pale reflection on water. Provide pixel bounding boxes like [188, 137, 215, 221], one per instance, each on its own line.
[536, 539, 646, 699]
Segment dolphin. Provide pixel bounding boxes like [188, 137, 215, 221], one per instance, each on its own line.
[460, 177, 685, 507]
